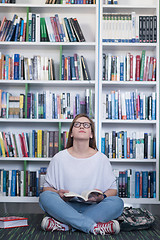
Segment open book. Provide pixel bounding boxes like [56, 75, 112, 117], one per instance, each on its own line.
[64, 189, 103, 203]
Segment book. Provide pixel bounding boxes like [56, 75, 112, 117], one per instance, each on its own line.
[64, 189, 103, 203]
[0, 216, 28, 228]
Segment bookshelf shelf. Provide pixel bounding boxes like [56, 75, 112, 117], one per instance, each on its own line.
[102, 43, 157, 48]
[102, 120, 157, 124]
[0, 42, 96, 47]
[0, 80, 95, 86]
[102, 81, 156, 87]
[0, 197, 159, 204]
[110, 159, 157, 163]
[0, 119, 74, 123]
[0, 4, 97, 8]
[0, 157, 51, 161]
[102, 5, 157, 9]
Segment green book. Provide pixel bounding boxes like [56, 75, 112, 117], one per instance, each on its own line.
[26, 7, 29, 42]
[140, 50, 146, 81]
[40, 18, 45, 41]
[28, 12, 32, 42]
[42, 18, 48, 42]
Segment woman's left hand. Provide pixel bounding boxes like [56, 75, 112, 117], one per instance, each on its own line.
[87, 192, 104, 203]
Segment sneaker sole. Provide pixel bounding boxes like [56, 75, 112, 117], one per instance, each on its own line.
[41, 216, 50, 231]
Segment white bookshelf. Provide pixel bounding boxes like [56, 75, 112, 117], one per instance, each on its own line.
[99, 0, 159, 204]
[0, 0, 159, 205]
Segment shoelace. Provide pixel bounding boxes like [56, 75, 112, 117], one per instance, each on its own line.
[99, 223, 113, 235]
[48, 219, 63, 232]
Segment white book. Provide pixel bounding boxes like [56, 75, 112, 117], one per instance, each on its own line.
[36, 14, 40, 42]
[41, 56, 45, 80]
[37, 55, 41, 80]
[121, 93, 126, 119]
[44, 56, 48, 80]
[117, 56, 120, 81]
[62, 18, 69, 42]
[131, 12, 136, 42]
[126, 53, 130, 81]
[8, 170, 12, 197]
[148, 133, 151, 159]
[45, 17, 55, 42]
[15, 133, 22, 158]
[130, 169, 135, 198]
[109, 132, 112, 158]
[20, 170, 24, 197]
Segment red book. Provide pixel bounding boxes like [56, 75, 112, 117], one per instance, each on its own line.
[18, 134, 25, 157]
[127, 136, 130, 158]
[0, 216, 28, 229]
[135, 55, 140, 81]
[21, 132, 28, 157]
[152, 58, 156, 81]
[130, 54, 133, 81]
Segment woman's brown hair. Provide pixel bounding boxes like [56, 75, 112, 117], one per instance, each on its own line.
[66, 114, 97, 150]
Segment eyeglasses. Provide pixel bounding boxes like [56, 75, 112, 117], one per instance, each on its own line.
[73, 122, 91, 129]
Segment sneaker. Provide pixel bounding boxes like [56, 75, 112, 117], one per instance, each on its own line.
[41, 217, 66, 232]
[93, 220, 120, 235]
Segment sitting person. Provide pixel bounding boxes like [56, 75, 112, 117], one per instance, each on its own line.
[39, 113, 124, 235]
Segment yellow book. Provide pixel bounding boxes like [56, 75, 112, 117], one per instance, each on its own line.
[0, 132, 6, 157]
[37, 130, 40, 158]
[39, 130, 42, 158]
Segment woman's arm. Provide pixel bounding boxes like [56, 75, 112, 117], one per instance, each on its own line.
[43, 187, 70, 200]
[104, 189, 117, 197]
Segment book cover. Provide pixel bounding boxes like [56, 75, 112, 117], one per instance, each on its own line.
[0, 216, 28, 229]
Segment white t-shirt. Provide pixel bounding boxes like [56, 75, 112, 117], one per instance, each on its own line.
[44, 149, 117, 194]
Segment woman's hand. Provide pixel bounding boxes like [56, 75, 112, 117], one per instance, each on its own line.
[87, 192, 104, 203]
[57, 189, 70, 201]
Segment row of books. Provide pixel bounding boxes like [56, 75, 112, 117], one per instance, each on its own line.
[0, 89, 94, 119]
[61, 54, 91, 81]
[103, 91, 156, 120]
[45, 0, 96, 3]
[101, 131, 156, 159]
[113, 169, 156, 198]
[103, 0, 118, 3]
[0, 167, 47, 197]
[102, 13, 157, 43]
[102, 51, 156, 82]
[0, 12, 85, 42]
[0, 130, 69, 158]
[0, 0, 15, 3]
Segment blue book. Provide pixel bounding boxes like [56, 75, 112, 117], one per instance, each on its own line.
[6, 14, 18, 41]
[55, 14, 64, 42]
[32, 130, 35, 158]
[61, 55, 65, 80]
[11, 170, 16, 196]
[130, 137, 133, 158]
[5, 54, 9, 80]
[111, 91, 115, 119]
[64, 17, 74, 42]
[135, 171, 140, 198]
[108, 94, 112, 119]
[140, 95, 143, 120]
[153, 137, 156, 158]
[130, 92, 134, 120]
[70, 56, 76, 80]
[115, 91, 118, 119]
[101, 137, 105, 154]
[54, 94, 58, 119]
[14, 54, 20, 80]
[3, 170, 6, 196]
[124, 131, 127, 158]
[14, 19, 19, 41]
[125, 93, 130, 120]
[20, 19, 24, 41]
[142, 171, 148, 198]
[120, 60, 124, 81]
[152, 93, 156, 120]
[152, 171, 156, 198]
[68, 56, 71, 80]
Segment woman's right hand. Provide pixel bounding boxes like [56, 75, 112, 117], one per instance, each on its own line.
[57, 189, 70, 201]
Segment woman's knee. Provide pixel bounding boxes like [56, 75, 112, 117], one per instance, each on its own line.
[107, 196, 124, 212]
[39, 191, 58, 204]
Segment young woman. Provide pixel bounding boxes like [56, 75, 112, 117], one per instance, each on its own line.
[39, 114, 124, 235]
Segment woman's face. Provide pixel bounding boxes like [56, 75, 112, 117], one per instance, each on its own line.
[71, 117, 93, 141]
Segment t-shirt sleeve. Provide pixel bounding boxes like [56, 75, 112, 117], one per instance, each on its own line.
[103, 155, 117, 190]
[43, 158, 57, 188]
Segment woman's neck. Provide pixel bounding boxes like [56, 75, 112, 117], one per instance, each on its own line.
[68, 140, 97, 158]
